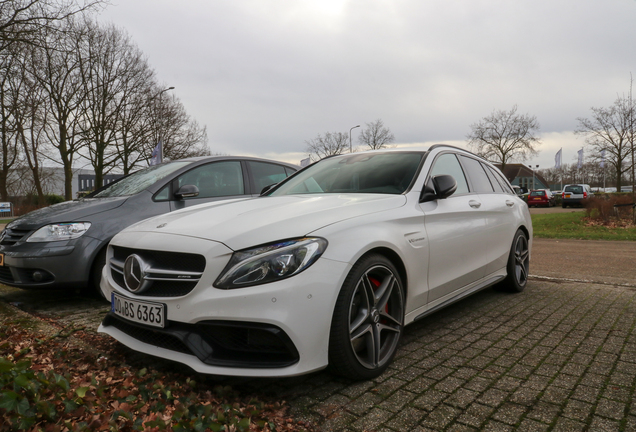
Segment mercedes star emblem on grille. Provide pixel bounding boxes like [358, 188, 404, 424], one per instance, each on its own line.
[123, 254, 150, 293]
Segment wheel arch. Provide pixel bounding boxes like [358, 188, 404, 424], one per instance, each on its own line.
[517, 224, 530, 240]
[356, 246, 408, 298]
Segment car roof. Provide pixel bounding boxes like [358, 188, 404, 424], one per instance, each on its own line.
[173, 155, 299, 169]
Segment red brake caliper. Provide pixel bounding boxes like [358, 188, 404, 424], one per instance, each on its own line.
[368, 277, 388, 313]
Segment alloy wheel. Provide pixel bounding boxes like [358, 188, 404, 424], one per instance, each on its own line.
[348, 265, 404, 370]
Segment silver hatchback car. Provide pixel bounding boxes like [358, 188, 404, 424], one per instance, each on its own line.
[561, 184, 593, 208]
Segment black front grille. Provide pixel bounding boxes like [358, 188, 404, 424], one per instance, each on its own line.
[110, 246, 205, 297]
[102, 315, 299, 368]
[112, 246, 205, 272]
[1, 227, 32, 246]
[112, 270, 198, 297]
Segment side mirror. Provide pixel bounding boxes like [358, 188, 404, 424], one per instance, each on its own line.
[174, 184, 199, 200]
[419, 175, 457, 203]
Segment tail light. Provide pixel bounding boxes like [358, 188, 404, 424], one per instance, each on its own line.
[562, 192, 565, 198]
[583, 192, 587, 198]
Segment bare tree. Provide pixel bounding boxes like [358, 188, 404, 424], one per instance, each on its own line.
[358, 119, 395, 150]
[305, 131, 349, 160]
[77, 20, 157, 187]
[0, 54, 20, 200]
[9, 43, 48, 204]
[113, 80, 155, 174]
[467, 105, 541, 170]
[0, 0, 102, 52]
[576, 94, 635, 192]
[30, 18, 87, 200]
[148, 90, 209, 162]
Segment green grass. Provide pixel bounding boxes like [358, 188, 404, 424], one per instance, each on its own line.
[0, 218, 13, 224]
[532, 212, 636, 241]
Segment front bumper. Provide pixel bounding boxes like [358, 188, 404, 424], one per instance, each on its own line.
[0, 235, 102, 289]
[98, 232, 350, 377]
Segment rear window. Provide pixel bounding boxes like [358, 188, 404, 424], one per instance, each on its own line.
[529, 191, 545, 196]
[564, 186, 583, 194]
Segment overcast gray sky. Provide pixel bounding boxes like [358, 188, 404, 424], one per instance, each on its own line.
[100, 0, 636, 169]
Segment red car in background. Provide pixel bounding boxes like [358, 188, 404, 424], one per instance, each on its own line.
[528, 189, 555, 207]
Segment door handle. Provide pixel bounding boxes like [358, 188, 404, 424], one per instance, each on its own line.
[506, 200, 515, 207]
[469, 200, 481, 209]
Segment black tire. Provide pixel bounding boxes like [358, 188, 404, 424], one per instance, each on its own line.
[86, 247, 108, 299]
[562, 203, 566, 208]
[499, 229, 530, 293]
[329, 254, 404, 380]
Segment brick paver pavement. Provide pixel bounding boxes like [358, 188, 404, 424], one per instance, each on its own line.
[247, 280, 636, 431]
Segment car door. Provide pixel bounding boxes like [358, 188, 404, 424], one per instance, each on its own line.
[419, 152, 491, 305]
[169, 160, 248, 211]
[458, 156, 519, 276]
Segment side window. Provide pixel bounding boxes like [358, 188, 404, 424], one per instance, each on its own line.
[482, 163, 505, 193]
[488, 166, 515, 194]
[176, 161, 244, 199]
[458, 155, 494, 193]
[154, 184, 170, 201]
[248, 161, 292, 193]
[429, 153, 469, 195]
[489, 167, 517, 195]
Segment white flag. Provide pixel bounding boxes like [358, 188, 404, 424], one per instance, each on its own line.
[577, 148, 583, 169]
[600, 149, 606, 168]
[150, 141, 162, 166]
[555, 148, 562, 169]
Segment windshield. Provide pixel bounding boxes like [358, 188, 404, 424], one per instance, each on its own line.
[269, 152, 423, 196]
[92, 162, 190, 198]
[564, 185, 583, 194]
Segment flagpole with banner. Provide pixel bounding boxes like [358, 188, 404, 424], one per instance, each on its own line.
[555, 148, 562, 191]
[577, 148, 584, 183]
[600, 149, 606, 191]
[150, 141, 162, 166]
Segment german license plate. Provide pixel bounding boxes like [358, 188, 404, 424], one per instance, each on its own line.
[111, 293, 166, 328]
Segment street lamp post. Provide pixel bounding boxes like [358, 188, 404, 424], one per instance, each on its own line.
[529, 164, 539, 190]
[349, 125, 360, 153]
[158, 86, 175, 162]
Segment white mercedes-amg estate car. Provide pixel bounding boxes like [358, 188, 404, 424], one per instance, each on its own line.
[99, 145, 532, 380]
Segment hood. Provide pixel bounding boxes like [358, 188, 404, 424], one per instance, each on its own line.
[8, 197, 128, 229]
[125, 194, 407, 250]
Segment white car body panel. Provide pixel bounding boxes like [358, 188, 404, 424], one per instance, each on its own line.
[122, 194, 408, 251]
[98, 146, 532, 378]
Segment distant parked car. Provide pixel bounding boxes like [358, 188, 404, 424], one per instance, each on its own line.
[527, 189, 555, 207]
[0, 156, 298, 292]
[561, 184, 593, 208]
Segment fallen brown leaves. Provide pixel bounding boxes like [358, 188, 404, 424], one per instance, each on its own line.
[583, 217, 635, 229]
[0, 316, 313, 432]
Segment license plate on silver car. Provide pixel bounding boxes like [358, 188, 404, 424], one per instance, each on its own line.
[111, 293, 166, 328]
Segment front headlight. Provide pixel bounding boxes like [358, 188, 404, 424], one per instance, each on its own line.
[214, 237, 328, 289]
[26, 222, 92, 242]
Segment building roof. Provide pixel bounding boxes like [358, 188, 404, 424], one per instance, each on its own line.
[496, 163, 549, 189]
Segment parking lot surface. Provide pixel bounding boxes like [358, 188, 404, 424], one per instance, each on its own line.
[1, 238, 635, 431]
